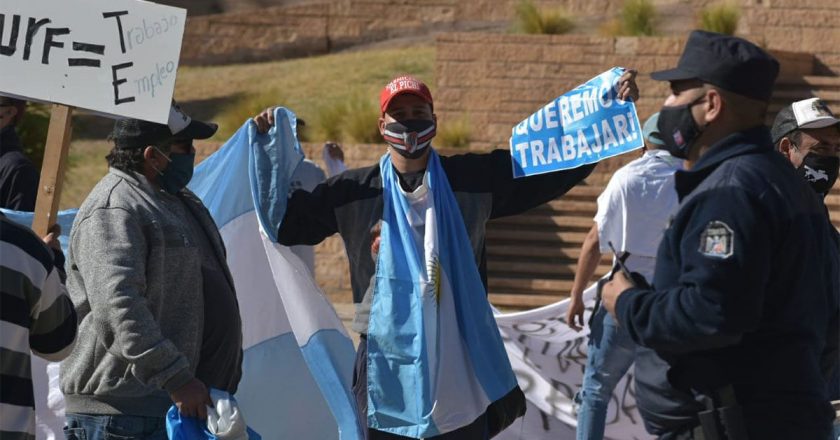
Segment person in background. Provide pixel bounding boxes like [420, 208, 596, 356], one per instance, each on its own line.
[566, 112, 682, 439]
[0, 97, 39, 211]
[771, 97, 840, 436]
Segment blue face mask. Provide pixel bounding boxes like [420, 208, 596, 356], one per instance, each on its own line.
[154, 147, 195, 195]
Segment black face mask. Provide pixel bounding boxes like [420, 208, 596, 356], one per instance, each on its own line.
[657, 95, 706, 159]
[798, 151, 840, 196]
[382, 119, 436, 159]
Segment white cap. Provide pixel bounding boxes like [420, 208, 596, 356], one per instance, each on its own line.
[791, 97, 840, 130]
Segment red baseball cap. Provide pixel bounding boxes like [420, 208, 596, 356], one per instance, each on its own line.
[379, 75, 434, 114]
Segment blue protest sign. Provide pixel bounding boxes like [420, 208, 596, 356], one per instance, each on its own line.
[509, 67, 644, 178]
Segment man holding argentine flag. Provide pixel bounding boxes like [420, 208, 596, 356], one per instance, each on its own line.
[254, 71, 639, 439]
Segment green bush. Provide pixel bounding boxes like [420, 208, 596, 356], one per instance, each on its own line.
[15, 102, 51, 169]
[342, 96, 381, 144]
[619, 0, 657, 36]
[437, 115, 471, 148]
[513, 0, 574, 35]
[314, 101, 349, 142]
[700, 2, 740, 35]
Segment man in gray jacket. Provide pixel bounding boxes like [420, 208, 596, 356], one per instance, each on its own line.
[61, 104, 243, 439]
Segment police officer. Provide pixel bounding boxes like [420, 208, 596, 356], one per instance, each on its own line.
[601, 30, 840, 439]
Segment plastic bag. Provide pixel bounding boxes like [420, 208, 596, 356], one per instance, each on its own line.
[166, 389, 261, 440]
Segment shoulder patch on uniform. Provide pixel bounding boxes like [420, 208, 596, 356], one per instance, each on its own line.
[699, 220, 734, 259]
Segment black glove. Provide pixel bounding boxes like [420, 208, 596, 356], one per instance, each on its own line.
[627, 271, 651, 290]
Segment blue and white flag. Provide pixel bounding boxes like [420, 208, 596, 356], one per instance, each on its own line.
[189, 108, 362, 440]
[510, 67, 644, 178]
[367, 150, 519, 438]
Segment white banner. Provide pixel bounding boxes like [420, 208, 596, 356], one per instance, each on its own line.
[0, 0, 186, 123]
[495, 282, 653, 440]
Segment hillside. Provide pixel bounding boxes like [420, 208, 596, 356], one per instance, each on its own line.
[61, 44, 435, 209]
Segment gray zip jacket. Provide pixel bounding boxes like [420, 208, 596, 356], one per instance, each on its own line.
[60, 168, 237, 416]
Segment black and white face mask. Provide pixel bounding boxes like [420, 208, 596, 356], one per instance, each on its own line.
[798, 151, 840, 196]
[382, 119, 436, 159]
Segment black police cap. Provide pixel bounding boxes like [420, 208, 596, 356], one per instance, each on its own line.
[651, 30, 779, 102]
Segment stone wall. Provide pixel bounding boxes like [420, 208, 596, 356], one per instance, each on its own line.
[741, 0, 840, 75]
[180, 0, 840, 73]
[435, 33, 684, 149]
[435, 32, 819, 150]
[181, 0, 487, 65]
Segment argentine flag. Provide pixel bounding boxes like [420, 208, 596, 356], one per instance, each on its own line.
[189, 108, 361, 440]
[367, 151, 520, 438]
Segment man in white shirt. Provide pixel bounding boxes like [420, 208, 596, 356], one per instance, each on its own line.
[565, 113, 683, 439]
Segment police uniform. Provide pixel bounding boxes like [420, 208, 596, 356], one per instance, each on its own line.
[613, 31, 840, 439]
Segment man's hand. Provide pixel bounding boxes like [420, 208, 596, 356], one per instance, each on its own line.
[324, 142, 345, 162]
[41, 224, 61, 252]
[170, 378, 212, 420]
[602, 270, 634, 317]
[617, 69, 639, 102]
[253, 107, 276, 134]
[565, 293, 586, 331]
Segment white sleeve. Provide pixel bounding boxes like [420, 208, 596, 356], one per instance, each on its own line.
[593, 171, 626, 255]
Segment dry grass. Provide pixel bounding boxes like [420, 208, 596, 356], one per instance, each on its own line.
[602, 0, 657, 36]
[437, 114, 471, 148]
[175, 44, 435, 142]
[513, 0, 574, 35]
[699, 2, 740, 35]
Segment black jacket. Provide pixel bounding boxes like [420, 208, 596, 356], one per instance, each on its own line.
[0, 126, 39, 211]
[615, 126, 839, 438]
[278, 149, 595, 303]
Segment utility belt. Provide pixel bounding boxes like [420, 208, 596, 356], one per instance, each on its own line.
[676, 385, 749, 440]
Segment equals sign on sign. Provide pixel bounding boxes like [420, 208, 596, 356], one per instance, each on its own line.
[68, 42, 104, 67]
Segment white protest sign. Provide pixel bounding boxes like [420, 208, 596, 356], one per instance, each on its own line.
[494, 282, 652, 439]
[510, 68, 644, 178]
[0, 0, 186, 123]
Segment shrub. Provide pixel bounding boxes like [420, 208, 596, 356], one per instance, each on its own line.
[618, 0, 657, 36]
[437, 115, 471, 149]
[699, 2, 740, 35]
[15, 102, 51, 169]
[514, 0, 574, 35]
[342, 96, 381, 144]
[314, 101, 349, 142]
[599, 0, 657, 37]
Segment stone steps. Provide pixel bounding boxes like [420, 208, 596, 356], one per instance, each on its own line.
[486, 166, 840, 309]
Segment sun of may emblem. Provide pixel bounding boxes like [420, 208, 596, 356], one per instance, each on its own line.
[427, 256, 442, 303]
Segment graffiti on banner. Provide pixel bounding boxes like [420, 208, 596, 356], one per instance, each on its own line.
[494, 281, 651, 439]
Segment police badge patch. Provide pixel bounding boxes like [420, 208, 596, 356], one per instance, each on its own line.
[699, 220, 734, 259]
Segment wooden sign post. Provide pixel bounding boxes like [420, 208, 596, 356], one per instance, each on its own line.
[32, 105, 74, 236]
